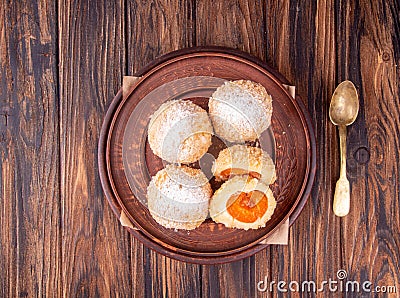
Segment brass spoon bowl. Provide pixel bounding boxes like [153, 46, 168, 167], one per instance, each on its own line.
[329, 81, 359, 217]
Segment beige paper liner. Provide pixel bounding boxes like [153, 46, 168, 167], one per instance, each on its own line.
[120, 76, 295, 245]
[119, 209, 136, 230]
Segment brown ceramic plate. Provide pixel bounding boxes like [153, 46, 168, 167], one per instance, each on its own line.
[98, 47, 316, 264]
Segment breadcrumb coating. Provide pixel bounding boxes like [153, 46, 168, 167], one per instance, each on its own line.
[209, 80, 273, 142]
[212, 144, 276, 185]
[147, 165, 212, 230]
[148, 100, 213, 163]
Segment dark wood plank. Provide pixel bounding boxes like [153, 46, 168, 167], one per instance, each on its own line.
[1, 0, 399, 296]
[257, 1, 344, 296]
[126, 1, 201, 297]
[201, 259, 256, 298]
[195, 1, 266, 297]
[196, 0, 266, 57]
[58, 0, 134, 296]
[290, 0, 342, 289]
[337, 0, 400, 293]
[0, 0, 60, 297]
[126, 0, 195, 73]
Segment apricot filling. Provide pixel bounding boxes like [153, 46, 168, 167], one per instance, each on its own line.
[226, 190, 268, 223]
[219, 168, 261, 180]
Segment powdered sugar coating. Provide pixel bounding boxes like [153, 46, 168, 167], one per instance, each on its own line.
[148, 100, 213, 164]
[208, 80, 273, 142]
[147, 164, 212, 230]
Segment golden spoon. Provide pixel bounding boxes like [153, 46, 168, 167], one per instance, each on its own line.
[329, 81, 359, 217]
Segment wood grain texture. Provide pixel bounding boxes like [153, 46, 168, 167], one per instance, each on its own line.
[195, 1, 265, 297]
[260, 1, 344, 297]
[339, 0, 400, 293]
[260, 1, 341, 294]
[126, 0, 195, 73]
[1, 0, 400, 296]
[196, 0, 266, 59]
[58, 0, 133, 296]
[0, 0, 60, 297]
[126, 1, 202, 297]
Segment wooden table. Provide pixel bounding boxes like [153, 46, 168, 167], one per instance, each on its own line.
[1, 0, 399, 296]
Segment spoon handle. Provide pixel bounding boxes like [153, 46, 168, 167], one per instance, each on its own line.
[333, 125, 350, 217]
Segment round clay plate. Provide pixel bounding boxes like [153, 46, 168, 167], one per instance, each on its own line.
[98, 47, 316, 264]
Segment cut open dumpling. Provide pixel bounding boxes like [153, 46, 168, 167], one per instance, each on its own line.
[212, 144, 276, 185]
[209, 176, 276, 230]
